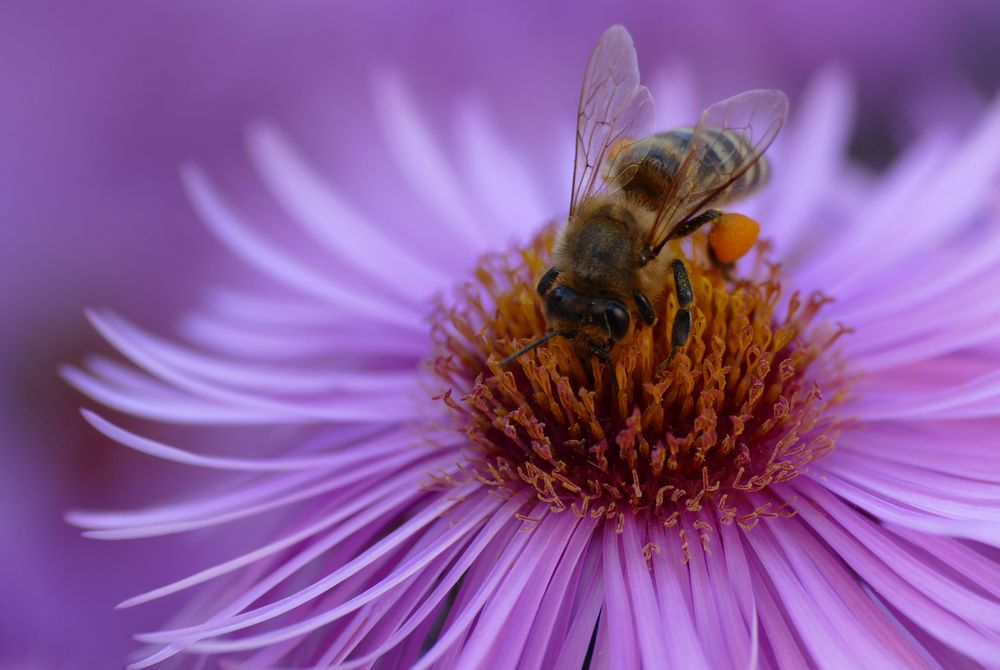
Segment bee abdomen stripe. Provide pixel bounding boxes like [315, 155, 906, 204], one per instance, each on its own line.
[613, 127, 771, 207]
[707, 129, 770, 197]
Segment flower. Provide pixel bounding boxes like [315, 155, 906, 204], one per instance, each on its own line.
[65, 46, 1000, 670]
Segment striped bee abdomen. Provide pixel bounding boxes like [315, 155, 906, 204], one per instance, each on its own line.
[606, 127, 771, 211]
[692, 127, 770, 204]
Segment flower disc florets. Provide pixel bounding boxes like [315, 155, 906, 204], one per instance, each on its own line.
[430, 226, 850, 531]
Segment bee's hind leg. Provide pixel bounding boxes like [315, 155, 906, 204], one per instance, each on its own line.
[667, 209, 722, 241]
[659, 259, 694, 375]
[643, 210, 724, 264]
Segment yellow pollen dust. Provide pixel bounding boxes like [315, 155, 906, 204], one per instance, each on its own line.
[428, 226, 851, 531]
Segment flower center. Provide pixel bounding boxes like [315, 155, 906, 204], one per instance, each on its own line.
[428, 226, 850, 530]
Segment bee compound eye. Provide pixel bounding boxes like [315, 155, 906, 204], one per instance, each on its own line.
[545, 286, 574, 321]
[606, 301, 630, 340]
[546, 285, 571, 310]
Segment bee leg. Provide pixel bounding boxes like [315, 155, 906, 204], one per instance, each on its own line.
[657, 261, 694, 376]
[671, 260, 694, 343]
[634, 290, 656, 325]
[644, 210, 724, 265]
[670, 258, 694, 353]
[667, 208, 723, 241]
[537, 267, 560, 295]
[672, 309, 692, 352]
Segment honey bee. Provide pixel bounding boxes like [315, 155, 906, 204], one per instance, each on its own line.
[502, 25, 788, 365]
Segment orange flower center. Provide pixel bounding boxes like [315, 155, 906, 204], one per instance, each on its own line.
[428, 226, 851, 532]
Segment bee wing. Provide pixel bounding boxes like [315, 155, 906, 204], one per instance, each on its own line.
[645, 89, 788, 253]
[570, 25, 655, 216]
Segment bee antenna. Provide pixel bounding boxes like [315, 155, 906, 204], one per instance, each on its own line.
[499, 331, 564, 366]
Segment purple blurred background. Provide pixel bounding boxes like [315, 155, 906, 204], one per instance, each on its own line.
[2, 1, 999, 666]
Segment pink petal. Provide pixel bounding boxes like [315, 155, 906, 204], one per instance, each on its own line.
[786, 479, 1000, 664]
[371, 73, 485, 253]
[182, 165, 419, 326]
[247, 122, 450, 299]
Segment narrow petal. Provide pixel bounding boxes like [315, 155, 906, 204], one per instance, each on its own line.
[853, 368, 1000, 421]
[886, 526, 1000, 599]
[743, 521, 868, 668]
[179, 311, 425, 360]
[872, 95, 1000, 271]
[79, 453, 443, 541]
[331, 495, 531, 670]
[791, 130, 949, 292]
[69, 425, 412, 528]
[84, 310, 419, 421]
[62, 363, 295, 425]
[140, 484, 486, 653]
[549, 541, 604, 670]
[649, 525, 713, 669]
[87, 312, 417, 395]
[765, 515, 933, 668]
[371, 73, 485, 251]
[453, 511, 582, 669]
[682, 515, 754, 669]
[787, 479, 1000, 664]
[717, 521, 763, 670]
[247, 122, 450, 299]
[407, 506, 554, 670]
[766, 66, 853, 251]
[512, 516, 598, 670]
[181, 164, 420, 326]
[821, 455, 1000, 514]
[744, 553, 811, 670]
[79, 409, 412, 472]
[816, 470, 1000, 544]
[833, 219, 1000, 328]
[456, 99, 551, 239]
[837, 424, 1000, 483]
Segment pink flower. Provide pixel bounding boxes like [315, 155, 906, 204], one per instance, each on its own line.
[66, 27, 1000, 670]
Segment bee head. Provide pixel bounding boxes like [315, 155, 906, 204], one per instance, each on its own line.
[501, 286, 632, 366]
[545, 286, 630, 340]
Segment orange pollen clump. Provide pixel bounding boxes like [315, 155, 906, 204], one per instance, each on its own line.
[427, 226, 852, 530]
[709, 213, 761, 264]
